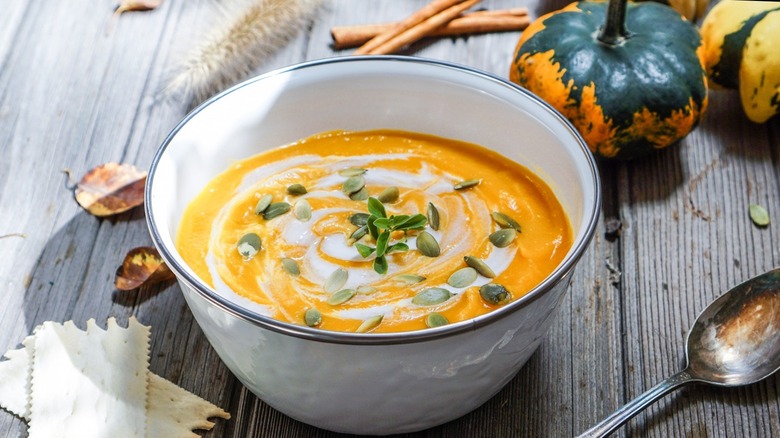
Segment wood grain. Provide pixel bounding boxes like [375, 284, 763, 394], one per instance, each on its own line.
[1, 0, 778, 437]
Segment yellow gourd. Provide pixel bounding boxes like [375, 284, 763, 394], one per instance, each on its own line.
[665, 0, 709, 21]
[700, 1, 780, 122]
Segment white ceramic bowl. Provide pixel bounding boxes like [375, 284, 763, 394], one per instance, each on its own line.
[146, 56, 600, 435]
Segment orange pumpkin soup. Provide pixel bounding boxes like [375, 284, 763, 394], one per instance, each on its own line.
[177, 130, 572, 333]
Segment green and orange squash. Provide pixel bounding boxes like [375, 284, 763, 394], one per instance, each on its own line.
[509, 0, 708, 160]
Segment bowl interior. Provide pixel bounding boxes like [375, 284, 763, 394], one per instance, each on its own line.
[147, 57, 599, 329]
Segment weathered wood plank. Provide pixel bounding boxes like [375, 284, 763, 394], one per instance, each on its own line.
[1, 0, 779, 437]
[618, 88, 780, 437]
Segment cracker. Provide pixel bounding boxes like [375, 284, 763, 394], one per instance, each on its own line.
[1, 317, 230, 437]
[147, 373, 231, 438]
[0, 336, 34, 419]
[27, 318, 150, 438]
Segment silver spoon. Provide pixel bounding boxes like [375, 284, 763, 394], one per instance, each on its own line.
[578, 268, 780, 437]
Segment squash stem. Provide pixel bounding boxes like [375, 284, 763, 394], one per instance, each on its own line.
[597, 0, 628, 45]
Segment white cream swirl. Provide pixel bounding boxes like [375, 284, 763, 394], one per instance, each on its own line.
[206, 153, 519, 322]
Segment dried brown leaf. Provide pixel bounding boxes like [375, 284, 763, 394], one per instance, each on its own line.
[115, 0, 163, 15]
[75, 163, 147, 217]
[115, 246, 174, 291]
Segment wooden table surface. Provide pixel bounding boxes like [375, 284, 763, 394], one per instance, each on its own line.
[1, 0, 778, 437]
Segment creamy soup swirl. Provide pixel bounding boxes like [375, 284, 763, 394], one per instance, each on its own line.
[177, 130, 572, 333]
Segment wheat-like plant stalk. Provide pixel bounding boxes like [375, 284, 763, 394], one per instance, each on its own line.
[166, 0, 323, 104]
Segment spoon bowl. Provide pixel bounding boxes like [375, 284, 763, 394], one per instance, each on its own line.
[579, 268, 780, 437]
[686, 269, 780, 386]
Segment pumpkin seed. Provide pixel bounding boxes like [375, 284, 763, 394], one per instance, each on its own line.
[327, 288, 356, 305]
[356, 285, 377, 294]
[425, 312, 449, 328]
[377, 186, 399, 203]
[350, 212, 370, 226]
[338, 167, 367, 177]
[323, 268, 348, 293]
[447, 267, 477, 288]
[749, 203, 770, 227]
[349, 187, 369, 201]
[304, 308, 322, 327]
[464, 256, 496, 278]
[254, 194, 273, 215]
[479, 283, 510, 305]
[392, 274, 426, 285]
[350, 225, 369, 242]
[454, 179, 480, 190]
[286, 183, 307, 196]
[427, 202, 440, 231]
[491, 211, 521, 232]
[342, 175, 365, 195]
[236, 233, 262, 259]
[489, 228, 517, 248]
[416, 231, 441, 257]
[263, 202, 291, 220]
[356, 315, 383, 333]
[412, 288, 453, 306]
[281, 257, 300, 276]
[294, 199, 312, 221]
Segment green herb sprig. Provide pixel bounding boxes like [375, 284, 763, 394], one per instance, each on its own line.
[355, 197, 427, 274]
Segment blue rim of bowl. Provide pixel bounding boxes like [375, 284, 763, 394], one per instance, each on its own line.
[145, 55, 601, 346]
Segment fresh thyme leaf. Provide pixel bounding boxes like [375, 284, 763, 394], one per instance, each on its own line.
[355, 243, 375, 258]
[375, 231, 390, 257]
[367, 197, 386, 218]
[373, 255, 388, 274]
[388, 214, 411, 228]
[367, 216, 379, 240]
[373, 218, 391, 230]
[388, 242, 409, 253]
[357, 198, 428, 274]
[399, 214, 427, 230]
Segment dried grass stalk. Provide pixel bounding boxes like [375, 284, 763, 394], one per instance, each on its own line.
[165, 0, 323, 104]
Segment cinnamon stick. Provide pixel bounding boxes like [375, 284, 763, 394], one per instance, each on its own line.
[364, 0, 482, 55]
[332, 13, 529, 50]
[466, 7, 528, 17]
[354, 0, 472, 55]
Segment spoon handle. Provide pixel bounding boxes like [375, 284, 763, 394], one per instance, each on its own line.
[576, 370, 693, 438]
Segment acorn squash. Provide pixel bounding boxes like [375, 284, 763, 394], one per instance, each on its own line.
[509, 0, 708, 160]
[701, 1, 780, 123]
